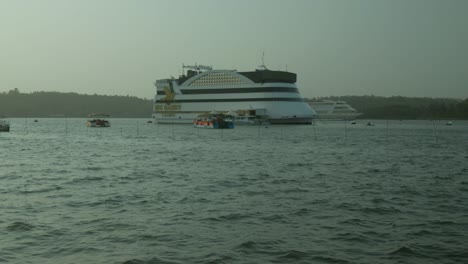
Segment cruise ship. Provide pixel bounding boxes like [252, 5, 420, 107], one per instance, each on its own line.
[152, 64, 315, 124]
[307, 100, 361, 120]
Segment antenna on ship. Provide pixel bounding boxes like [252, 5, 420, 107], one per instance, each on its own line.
[258, 52, 268, 70]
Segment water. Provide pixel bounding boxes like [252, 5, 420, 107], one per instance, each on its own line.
[1, 118, 467, 264]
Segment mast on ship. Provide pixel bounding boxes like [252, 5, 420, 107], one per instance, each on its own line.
[258, 52, 269, 70]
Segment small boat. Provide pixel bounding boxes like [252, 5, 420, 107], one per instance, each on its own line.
[33, 119, 38, 122]
[86, 113, 111, 127]
[446, 121, 452, 126]
[350, 120, 356, 125]
[0, 117, 10, 132]
[230, 109, 270, 125]
[86, 119, 110, 127]
[193, 113, 234, 129]
[366, 122, 375, 127]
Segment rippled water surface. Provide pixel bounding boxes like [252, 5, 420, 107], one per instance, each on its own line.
[1, 118, 468, 264]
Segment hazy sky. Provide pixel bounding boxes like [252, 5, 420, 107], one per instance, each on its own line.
[1, 0, 467, 99]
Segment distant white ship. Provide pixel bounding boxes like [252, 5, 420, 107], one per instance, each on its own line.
[308, 100, 361, 120]
[152, 64, 316, 124]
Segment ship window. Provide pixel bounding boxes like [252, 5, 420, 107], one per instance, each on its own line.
[190, 72, 244, 86]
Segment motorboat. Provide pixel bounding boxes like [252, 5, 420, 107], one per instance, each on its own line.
[86, 113, 111, 127]
[193, 113, 234, 129]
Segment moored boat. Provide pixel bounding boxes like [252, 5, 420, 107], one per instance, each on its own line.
[193, 113, 234, 129]
[0, 117, 10, 132]
[229, 109, 270, 125]
[86, 119, 111, 127]
[86, 114, 111, 127]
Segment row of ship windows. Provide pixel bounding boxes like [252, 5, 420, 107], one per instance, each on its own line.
[190, 79, 244, 86]
[191, 81, 243, 85]
[189, 73, 244, 84]
[201, 73, 234, 77]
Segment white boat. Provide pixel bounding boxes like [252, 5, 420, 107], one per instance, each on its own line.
[228, 109, 269, 125]
[152, 64, 316, 125]
[0, 117, 10, 132]
[307, 100, 361, 120]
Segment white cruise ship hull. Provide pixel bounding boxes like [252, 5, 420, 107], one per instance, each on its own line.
[153, 67, 316, 125]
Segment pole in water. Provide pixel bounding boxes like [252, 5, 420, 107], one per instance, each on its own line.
[312, 120, 317, 140]
[386, 120, 389, 142]
[137, 121, 139, 136]
[344, 120, 348, 142]
[65, 117, 68, 136]
[432, 120, 438, 144]
[172, 121, 175, 139]
[120, 127, 123, 136]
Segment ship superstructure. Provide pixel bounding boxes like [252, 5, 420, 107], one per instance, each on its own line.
[307, 100, 361, 120]
[153, 64, 315, 124]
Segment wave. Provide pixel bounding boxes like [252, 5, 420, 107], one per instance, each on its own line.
[6, 221, 35, 231]
[236, 240, 257, 250]
[82, 166, 105, 171]
[122, 257, 181, 264]
[260, 214, 289, 224]
[204, 213, 251, 222]
[292, 208, 311, 216]
[330, 232, 370, 243]
[234, 239, 288, 258]
[309, 255, 351, 263]
[338, 218, 370, 227]
[196, 253, 237, 264]
[272, 250, 309, 262]
[361, 206, 402, 215]
[389, 245, 418, 256]
[388, 245, 432, 259]
[18, 185, 63, 194]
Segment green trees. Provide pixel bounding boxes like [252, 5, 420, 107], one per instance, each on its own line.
[0, 90, 152, 117]
[1, 89, 466, 119]
[312, 95, 468, 119]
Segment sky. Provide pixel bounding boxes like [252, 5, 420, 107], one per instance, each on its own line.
[0, 0, 467, 99]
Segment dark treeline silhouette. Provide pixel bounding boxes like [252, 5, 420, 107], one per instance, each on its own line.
[0, 89, 153, 117]
[310, 95, 468, 119]
[2, 89, 467, 119]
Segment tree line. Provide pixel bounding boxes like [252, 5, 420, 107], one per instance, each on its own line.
[312, 95, 468, 119]
[0, 89, 153, 118]
[2, 89, 467, 119]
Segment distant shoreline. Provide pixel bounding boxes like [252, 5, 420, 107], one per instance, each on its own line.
[0, 90, 152, 118]
[1, 90, 467, 119]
